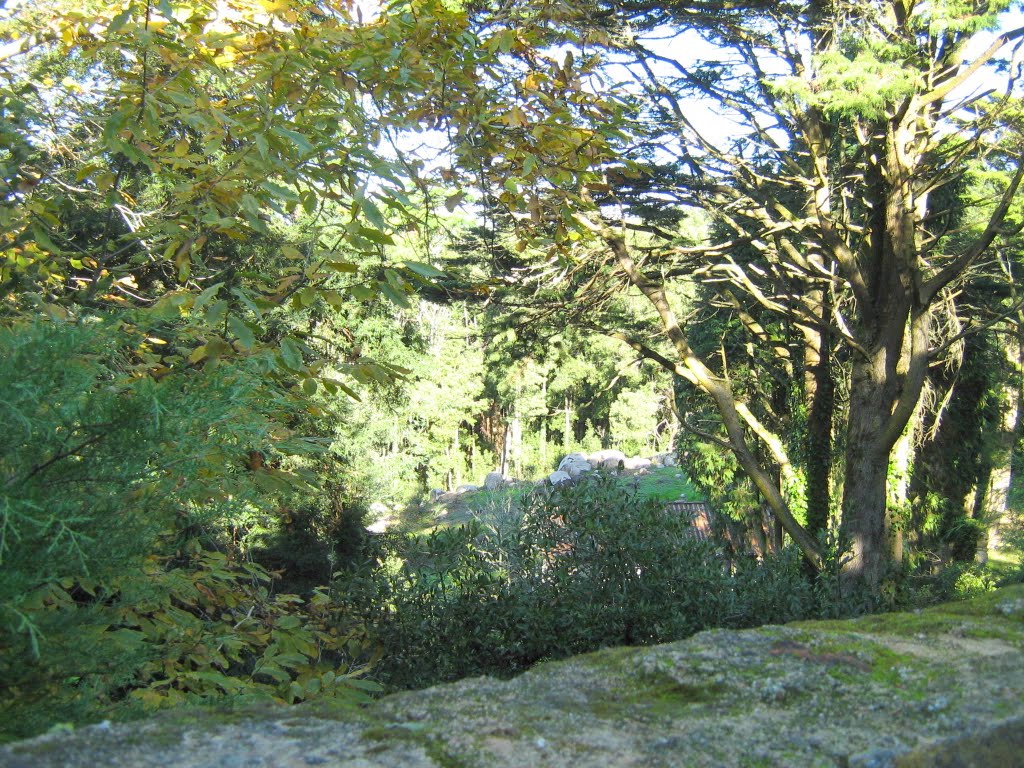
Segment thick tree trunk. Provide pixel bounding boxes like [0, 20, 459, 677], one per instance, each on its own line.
[840, 373, 896, 589]
[839, 312, 926, 590]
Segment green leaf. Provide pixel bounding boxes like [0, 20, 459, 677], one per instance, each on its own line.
[349, 285, 376, 302]
[402, 261, 445, 278]
[254, 132, 269, 159]
[358, 227, 394, 245]
[272, 126, 314, 155]
[326, 261, 358, 274]
[360, 198, 386, 230]
[195, 281, 224, 310]
[379, 283, 410, 308]
[228, 314, 255, 350]
[260, 181, 301, 203]
[297, 286, 317, 307]
[335, 381, 361, 401]
[205, 299, 228, 327]
[280, 337, 303, 370]
[107, 6, 134, 35]
[231, 287, 263, 319]
[31, 226, 62, 255]
[321, 290, 345, 310]
[156, 0, 175, 22]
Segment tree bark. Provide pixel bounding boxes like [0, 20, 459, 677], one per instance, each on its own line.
[839, 308, 928, 589]
[840, 354, 897, 588]
[803, 299, 834, 538]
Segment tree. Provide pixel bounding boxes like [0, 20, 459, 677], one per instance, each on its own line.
[0, 0, 510, 734]
[0, 0, 485, 386]
[449, 0, 1024, 591]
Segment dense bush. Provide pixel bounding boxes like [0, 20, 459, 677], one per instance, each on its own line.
[0, 317, 378, 742]
[340, 474, 824, 690]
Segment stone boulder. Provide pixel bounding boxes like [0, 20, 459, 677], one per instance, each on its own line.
[454, 484, 479, 494]
[4, 587, 1023, 767]
[588, 449, 626, 466]
[622, 457, 652, 471]
[653, 452, 678, 467]
[547, 470, 572, 486]
[484, 471, 506, 491]
[557, 453, 592, 478]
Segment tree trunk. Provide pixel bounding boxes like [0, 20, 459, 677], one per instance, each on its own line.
[540, 376, 548, 470]
[839, 325, 923, 589]
[840, 393, 893, 588]
[603, 228, 824, 569]
[564, 395, 572, 454]
[510, 410, 522, 477]
[979, 332, 1024, 556]
[803, 306, 834, 538]
[500, 421, 511, 477]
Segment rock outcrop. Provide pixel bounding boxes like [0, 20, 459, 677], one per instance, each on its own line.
[4, 586, 1023, 767]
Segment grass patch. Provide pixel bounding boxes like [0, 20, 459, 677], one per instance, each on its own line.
[988, 548, 1022, 584]
[630, 466, 701, 503]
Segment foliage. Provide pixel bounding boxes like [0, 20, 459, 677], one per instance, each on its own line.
[910, 332, 1007, 564]
[0, 0, 490, 397]
[341, 474, 833, 690]
[993, 503, 1024, 584]
[1, 316, 280, 648]
[1, 544, 381, 743]
[609, 387, 664, 456]
[4, 0, 1024, 743]
[444, 0, 1024, 589]
[0, 317, 383, 742]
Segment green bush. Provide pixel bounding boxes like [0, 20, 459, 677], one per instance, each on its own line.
[342, 474, 826, 690]
[0, 316, 376, 742]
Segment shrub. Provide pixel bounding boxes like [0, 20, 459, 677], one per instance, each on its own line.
[343, 474, 747, 689]
[0, 317, 377, 742]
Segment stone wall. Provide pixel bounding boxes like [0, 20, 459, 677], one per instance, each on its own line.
[3, 586, 1023, 767]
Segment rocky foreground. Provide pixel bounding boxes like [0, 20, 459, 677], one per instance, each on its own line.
[3, 585, 1023, 768]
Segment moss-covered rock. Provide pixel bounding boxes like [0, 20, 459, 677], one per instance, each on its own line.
[4, 586, 1023, 767]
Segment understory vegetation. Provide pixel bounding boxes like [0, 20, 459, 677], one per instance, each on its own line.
[4, 0, 1024, 747]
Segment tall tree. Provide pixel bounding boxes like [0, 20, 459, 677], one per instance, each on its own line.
[451, 0, 1024, 590]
